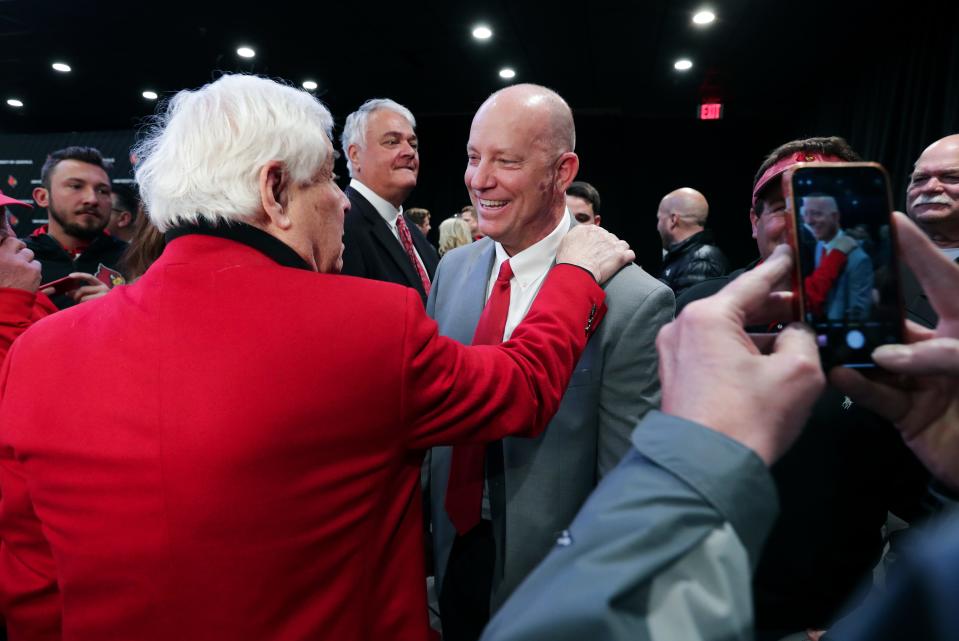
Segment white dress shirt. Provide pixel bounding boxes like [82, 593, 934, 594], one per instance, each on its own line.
[350, 178, 429, 276]
[487, 211, 571, 341]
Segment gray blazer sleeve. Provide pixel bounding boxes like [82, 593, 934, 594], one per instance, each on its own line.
[481, 412, 779, 641]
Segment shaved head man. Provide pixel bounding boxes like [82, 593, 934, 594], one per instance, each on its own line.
[907, 134, 959, 252]
[428, 83, 674, 641]
[467, 84, 577, 253]
[656, 187, 728, 294]
[903, 133, 959, 327]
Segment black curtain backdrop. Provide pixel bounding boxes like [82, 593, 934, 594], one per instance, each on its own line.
[2, 5, 956, 276]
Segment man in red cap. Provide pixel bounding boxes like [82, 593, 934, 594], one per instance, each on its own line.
[676, 137, 929, 641]
[0, 190, 56, 362]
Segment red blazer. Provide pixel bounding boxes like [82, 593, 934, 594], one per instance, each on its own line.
[0, 233, 604, 641]
[0, 288, 56, 363]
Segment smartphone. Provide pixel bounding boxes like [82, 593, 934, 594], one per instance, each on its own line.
[39, 275, 84, 295]
[783, 162, 904, 368]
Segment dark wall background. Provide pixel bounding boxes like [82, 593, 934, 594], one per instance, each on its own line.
[2, 0, 956, 275]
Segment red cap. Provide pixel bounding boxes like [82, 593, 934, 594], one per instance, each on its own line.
[752, 151, 843, 207]
[0, 190, 32, 209]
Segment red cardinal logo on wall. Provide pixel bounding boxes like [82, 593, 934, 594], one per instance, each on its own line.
[7, 175, 16, 188]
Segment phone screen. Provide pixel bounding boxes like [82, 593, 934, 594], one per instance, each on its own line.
[787, 164, 904, 368]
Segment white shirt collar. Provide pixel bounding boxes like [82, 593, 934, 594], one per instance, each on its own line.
[492, 210, 571, 288]
[350, 179, 402, 226]
[822, 229, 845, 250]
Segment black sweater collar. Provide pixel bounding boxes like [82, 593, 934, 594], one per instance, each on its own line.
[164, 219, 312, 272]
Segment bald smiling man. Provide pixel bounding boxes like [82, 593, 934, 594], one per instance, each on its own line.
[427, 83, 674, 641]
[656, 187, 728, 295]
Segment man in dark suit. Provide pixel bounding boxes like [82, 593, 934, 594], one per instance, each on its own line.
[340, 98, 439, 305]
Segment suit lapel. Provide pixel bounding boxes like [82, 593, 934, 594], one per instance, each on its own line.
[462, 241, 497, 329]
[349, 187, 426, 297]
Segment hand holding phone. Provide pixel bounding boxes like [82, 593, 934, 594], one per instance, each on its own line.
[783, 163, 905, 368]
[39, 275, 85, 296]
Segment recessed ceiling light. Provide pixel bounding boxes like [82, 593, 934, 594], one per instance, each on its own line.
[674, 59, 693, 71]
[237, 46, 256, 58]
[52, 62, 71, 73]
[472, 25, 493, 40]
[142, 90, 158, 100]
[302, 80, 318, 91]
[7, 99, 24, 108]
[692, 10, 716, 25]
[499, 67, 516, 79]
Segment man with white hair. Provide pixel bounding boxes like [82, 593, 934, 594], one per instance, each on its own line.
[0, 74, 635, 641]
[340, 98, 438, 305]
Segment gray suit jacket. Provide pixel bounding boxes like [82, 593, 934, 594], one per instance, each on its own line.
[481, 412, 780, 641]
[428, 229, 675, 610]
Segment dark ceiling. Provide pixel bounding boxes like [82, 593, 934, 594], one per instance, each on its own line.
[2, 0, 955, 271]
[0, 0, 923, 133]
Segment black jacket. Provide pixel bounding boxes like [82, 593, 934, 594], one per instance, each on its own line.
[341, 186, 439, 306]
[659, 229, 729, 295]
[23, 230, 127, 309]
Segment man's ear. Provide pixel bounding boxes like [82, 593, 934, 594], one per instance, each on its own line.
[347, 144, 361, 175]
[33, 187, 50, 208]
[749, 210, 759, 240]
[117, 211, 133, 229]
[594, 214, 602, 227]
[258, 161, 292, 230]
[556, 152, 579, 191]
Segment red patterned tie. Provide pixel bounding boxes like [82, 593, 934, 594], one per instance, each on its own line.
[396, 214, 431, 296]
[445, 259, 514, 534]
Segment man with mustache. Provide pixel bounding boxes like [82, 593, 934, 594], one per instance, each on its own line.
[26, 147, 126, 309]
[903, 134, 959, 340]
[340, 99, 439, 305]
[907, 134, 959, 253]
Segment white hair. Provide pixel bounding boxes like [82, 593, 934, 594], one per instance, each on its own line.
[134, 74, 334, 232]
[340, 98, 416, 177]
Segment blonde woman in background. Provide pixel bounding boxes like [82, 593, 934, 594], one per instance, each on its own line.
[438, 216, 471, 256]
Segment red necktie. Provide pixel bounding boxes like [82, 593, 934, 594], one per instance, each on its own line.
[445, 259, 514, 534]
[396, 214, 431, 296]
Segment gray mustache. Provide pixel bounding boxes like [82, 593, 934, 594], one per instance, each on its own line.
[912, 194, 953, 206]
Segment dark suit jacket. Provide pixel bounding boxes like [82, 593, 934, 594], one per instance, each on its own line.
[900, 255, 959, 328]
[341, 185, 439, 305]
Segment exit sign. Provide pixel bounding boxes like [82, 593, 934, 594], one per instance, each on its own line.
[699, 103, 723, 120]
